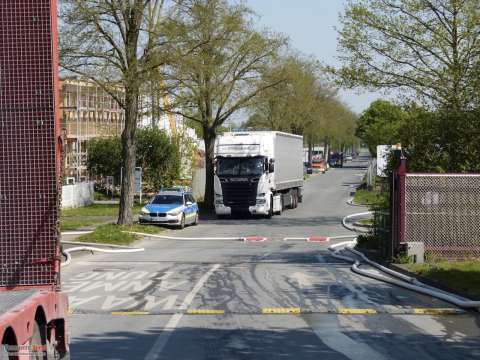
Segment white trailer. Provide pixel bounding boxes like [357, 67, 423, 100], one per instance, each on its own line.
[214, 131, 304, 217]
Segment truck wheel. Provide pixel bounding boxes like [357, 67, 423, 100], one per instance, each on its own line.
[2, 329, 17, 360]
[291, 193, 297, 209]
[30, 321, 47, 360]
[266, 197, 274, 218]
[0, 345, 10, 360]
[274, 197, 283, 216]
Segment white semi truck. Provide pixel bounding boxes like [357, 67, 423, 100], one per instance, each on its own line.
[214, 131, 304, 217]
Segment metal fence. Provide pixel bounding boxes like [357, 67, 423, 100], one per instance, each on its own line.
[0, 1, 60, 287]
[365, 158, 377, 190]
[404, 174, 480, 260]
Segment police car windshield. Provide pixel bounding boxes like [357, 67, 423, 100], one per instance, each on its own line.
[152, 195, 183, 204]
[217, 157, 264, 176]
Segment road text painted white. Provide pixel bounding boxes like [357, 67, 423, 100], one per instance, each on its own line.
[144, 264, 221, 360]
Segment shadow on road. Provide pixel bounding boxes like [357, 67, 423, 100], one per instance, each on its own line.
[70, 322, 480, 360]
[198, 214, 344, 228]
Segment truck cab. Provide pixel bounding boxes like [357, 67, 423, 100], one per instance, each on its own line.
[214, 131, 303, 217]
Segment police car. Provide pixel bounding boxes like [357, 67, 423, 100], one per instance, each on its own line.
[139, 187, 199, 229]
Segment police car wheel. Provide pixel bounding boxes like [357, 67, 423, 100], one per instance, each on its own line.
[178, 214, 185, 229]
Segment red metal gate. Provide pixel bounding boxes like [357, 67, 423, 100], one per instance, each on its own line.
[0, 0, 61, 288]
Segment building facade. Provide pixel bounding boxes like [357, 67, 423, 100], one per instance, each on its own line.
[60, 77, 203, 187]
[60, 77, 125, 182]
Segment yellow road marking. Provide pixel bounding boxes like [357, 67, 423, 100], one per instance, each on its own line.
[186, 309, 225, 315]
[111, 311, 150, 316]
[413, 308, 462, 315]
[262, 307, 301, 314]
[336, 308, 377, 315]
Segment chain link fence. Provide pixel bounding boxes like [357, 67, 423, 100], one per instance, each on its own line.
[405, 174, 480, 260]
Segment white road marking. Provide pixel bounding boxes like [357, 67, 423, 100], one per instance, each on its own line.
[102, 295, 137, 310]
[143, 295, 178, 311]
[311, 315, 387, 360]
[144, 264, 221, 360]
[328, 235, 358, 240]
[289, 272, 314, 288]
[68, 296, 101, 307]
[260, 252, 271, 260]
[127, 232, 242, 241]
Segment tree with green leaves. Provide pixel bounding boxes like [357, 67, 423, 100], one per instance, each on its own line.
[87, 137, 123, 180]
[163, 0, 286, 208]
[399, 108, 480, 173]
[60, 0, 168, 225]
[136, 127, 181, 190]
[334, 0, 480, 111]
[246, 54, 358, 162]
[245, 55, 320, 134]
[356, 100, 407, 155]
[87, 127, 181, 190]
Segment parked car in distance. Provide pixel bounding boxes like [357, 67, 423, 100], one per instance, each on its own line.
[139, 187, 199, 229]
[345, 154, 353, 161]
[312, 158, 327, 173]
[329, 152, 343, 168]
[304, 162, 313, 174]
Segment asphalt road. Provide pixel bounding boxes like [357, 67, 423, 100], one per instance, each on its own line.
[62, 157, 480, 360]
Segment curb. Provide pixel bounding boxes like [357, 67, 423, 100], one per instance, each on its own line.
[69, 307, 466, 316]
[346, 198, 369, 207]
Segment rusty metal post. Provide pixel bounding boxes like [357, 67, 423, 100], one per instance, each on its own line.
[390, 151, 407, 259]
[397, 157, 407, 247]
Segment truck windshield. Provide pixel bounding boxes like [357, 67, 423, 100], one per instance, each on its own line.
[217, 157, 265, 176]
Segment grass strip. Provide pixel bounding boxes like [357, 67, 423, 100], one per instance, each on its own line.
[353, 189, 382, 206]
[62, 204, 144, 218]
[77, 224, 165, 246]
[405, 260, 480, 299]
[60, 218, 109, 231]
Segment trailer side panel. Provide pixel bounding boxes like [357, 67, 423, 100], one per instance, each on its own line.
[273, 132, 304, 191]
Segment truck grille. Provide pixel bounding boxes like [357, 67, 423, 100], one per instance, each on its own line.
[221, 178, 259, 208]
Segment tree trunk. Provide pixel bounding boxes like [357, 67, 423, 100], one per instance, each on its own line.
[324, 137, 329, 163]
[307, 136, 313, 166]
[203, 127, 216, 210]
[118, 87, 139, 225]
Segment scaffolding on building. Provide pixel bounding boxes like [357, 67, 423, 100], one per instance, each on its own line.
[60, 77, 125, 183]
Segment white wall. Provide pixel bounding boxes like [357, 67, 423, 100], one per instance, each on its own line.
[192, 167, 205, 201]
[62, 182, 94, 209]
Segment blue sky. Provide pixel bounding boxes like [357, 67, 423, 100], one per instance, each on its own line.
[245, 0, 380, 114]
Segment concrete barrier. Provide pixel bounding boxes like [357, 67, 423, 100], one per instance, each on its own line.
[192, 167, 205, 201]
[62, 181, 94, 209]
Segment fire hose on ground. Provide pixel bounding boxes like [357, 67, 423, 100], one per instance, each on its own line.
[342, 211, 373, 232]
[61, 241, 145, 267]
[333, 213, 480, 309]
